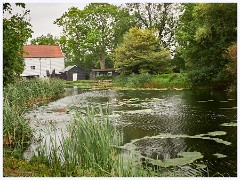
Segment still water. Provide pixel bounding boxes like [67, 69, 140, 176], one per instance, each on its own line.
[25, 89, 237, 176]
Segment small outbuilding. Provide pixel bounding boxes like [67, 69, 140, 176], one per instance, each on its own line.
[59, 65, 85, 81]
[89, 68, 119, 79]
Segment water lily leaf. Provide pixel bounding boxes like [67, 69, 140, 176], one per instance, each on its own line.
[213, 153, 227, 158]
[206, 131, 227, 136]
[220, 122, 237, 127]
[108, 114, 121, 118]
[196, 164, 207, 169]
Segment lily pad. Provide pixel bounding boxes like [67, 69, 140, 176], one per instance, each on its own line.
[213, 153, 227, 158]
[108, 114, 121, 118]
[196, 164, 207, 169]
[220, 122, 237, 127]
[206, 131, 227, 136]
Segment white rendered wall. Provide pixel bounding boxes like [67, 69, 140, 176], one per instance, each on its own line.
[21, 58, 65, 77]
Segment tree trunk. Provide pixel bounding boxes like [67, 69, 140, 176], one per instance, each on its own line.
[99, 55, 105, 69]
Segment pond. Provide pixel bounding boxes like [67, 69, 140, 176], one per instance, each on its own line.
[24, 88, 237, 177]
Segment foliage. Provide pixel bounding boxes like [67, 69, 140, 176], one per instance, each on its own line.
[95, 74, 114, 80]
[30, 33, 59, 45]
[34, 105, 124, 176]
[176, 3, 237, 88]
[224, 42, 237, 93]
[26, 105, 207, 177]
[3, 79, 65, 152]
[122, 3, 183, 51]
[55, 3, 134, 70]
[170, 47, 186, 73]
[113, 73, 189, 89]
[114, 27, 171, 75]
[224, 42, 237, 81]
[148, 73, 190, 89]
[3, 156, 53, 177]
[3, 3, 33, 85]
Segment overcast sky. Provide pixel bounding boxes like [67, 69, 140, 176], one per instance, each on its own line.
[3, 0, 234, 41]
[4, 3, 88, 40]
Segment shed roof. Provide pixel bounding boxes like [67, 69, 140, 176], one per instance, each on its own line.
[91, 68, 116, 72]
[60, 65, 76, 73]
[23, 45, 64, 58]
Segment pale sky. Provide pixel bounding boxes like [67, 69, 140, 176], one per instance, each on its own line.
[3, 0, 233, 41]
[4, 3, 87, 40]
[27, 3, 87, 38]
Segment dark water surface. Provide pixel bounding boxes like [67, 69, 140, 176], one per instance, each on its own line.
[82, 89, 237, 176]
[26, 88, 237, 176]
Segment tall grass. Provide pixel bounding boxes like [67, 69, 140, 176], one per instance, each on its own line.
[113, 73, 152, 88]
[34, 105, 123, 176]
[113, 73, 190, 89]
[32, 105, 206, 177]
[3, 78, 65, 152]
[146, 73, 190, 89]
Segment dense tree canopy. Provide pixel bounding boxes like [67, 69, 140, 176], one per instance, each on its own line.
[55, 3, 134, 71]
[30, 33, 59, 45]
[224, 42, 237, 90]
[114, 27, 171, 75]
[122, 3, 183, 52]
[3, 3, 32, 85]
[176, 3, 237, 88]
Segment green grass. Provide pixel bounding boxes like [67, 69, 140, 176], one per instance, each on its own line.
[64, 80, 113, 89]
[3, 156, 53, 177]
[148, 73, 190, 89]
[113, 73, 190, 89]
[64, 80, 93, 89]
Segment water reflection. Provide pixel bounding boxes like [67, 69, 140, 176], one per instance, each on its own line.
[24, 89, 237, 176]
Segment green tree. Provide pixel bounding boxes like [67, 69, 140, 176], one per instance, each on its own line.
[3, 3, 33, 85]
[55, 3, 134, 70]
[30, 33, 59, 45]
[170, 47, 186, 73]
[224, 42, 237, 92]
[114, 27, 171, 75]
[176, 3, 237, 88]
[122, 3, 183, 52]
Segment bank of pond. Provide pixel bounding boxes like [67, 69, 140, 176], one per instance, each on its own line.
[3, 78, 237, 177]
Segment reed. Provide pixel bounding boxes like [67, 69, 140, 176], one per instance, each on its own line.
[3, 78, 65, 152]
[33, 105, 206, 177]
[113, 73, 190, 89]
[35, 105, 123, 176]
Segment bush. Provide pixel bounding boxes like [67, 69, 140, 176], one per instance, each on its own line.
[113, 73, 190, 89]
[113, 73, 152, 88]
[95, 74, 114, 80]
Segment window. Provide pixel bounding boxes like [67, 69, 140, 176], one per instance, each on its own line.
[30, 66, 35, 70]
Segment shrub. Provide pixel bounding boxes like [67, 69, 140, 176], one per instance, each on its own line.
[113, 73, 152, 88]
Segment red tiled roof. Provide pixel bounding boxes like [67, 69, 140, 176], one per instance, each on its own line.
[23, 45, 64, 58]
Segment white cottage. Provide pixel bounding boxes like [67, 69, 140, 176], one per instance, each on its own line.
[21, 45, 65, 78]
